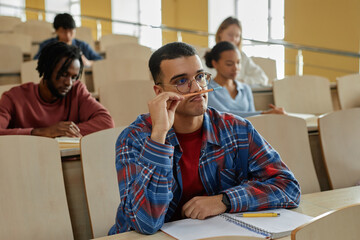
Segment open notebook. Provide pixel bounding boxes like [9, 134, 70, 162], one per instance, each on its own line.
[55, 137, 81, 144]
[161, 209, 313, 240]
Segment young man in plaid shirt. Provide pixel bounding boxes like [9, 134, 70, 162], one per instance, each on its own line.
[109, 42, 300, 235]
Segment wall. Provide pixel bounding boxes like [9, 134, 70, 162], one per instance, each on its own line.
[284, 0, 360, 81]
[162, 0, 208, 47]
[25, 0, 45, 20]
[81, 0, 112, 40]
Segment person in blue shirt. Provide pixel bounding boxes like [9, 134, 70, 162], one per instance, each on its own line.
[205, 41, 285, 118]
[109, 42, 300, 235]
[33, 13, 102, 67]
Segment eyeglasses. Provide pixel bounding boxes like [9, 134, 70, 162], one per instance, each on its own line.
[158, 72, 212, 94]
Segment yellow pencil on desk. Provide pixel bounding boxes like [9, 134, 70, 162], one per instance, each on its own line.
[182, 87, 222, 98]
[238, 212, 280, 217]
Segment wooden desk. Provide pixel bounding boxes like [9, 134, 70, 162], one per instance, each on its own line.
[301, 185, 360, 210]
[58, 140, 81, 157]
[251, 84, 341, 112]
[92, 186, 360, 240]
[56, 136, 351, 239]
[55, 127, 331, 239]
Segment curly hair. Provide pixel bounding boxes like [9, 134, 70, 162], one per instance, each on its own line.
[36, 41, 83, 82]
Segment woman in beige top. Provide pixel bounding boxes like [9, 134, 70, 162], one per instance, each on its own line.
[216, 17, 269, 86]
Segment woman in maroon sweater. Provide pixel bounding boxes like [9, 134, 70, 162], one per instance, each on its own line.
[0, 42, 114, 137]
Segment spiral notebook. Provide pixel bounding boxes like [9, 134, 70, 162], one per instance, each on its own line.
[161, 209, 313, 239]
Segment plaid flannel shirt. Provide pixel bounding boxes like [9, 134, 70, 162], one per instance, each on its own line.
[109, 107, 300, 235]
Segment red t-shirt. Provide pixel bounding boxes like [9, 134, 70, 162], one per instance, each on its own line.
[171, 127, 206, 220]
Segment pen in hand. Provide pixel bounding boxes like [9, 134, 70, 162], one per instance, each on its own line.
[237, 213, 280, 217]
[182, 86, 222, 98]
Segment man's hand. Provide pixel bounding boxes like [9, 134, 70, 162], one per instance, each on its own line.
[31, 121, 82, 138]
[181, 195, 227, 220]
[81, 55, 93, 67]
[262, 103, 287, 115]
[148, 92, 184, 144]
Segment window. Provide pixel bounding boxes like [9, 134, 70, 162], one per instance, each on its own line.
[238, 0, 284, 79]
[70, 0, 81, 27]
[0, 0, 25, 20]
[138, 0, 161, 49]
[45, 0, 81, 27]
[111, 0, 162, 49]
[209, 0, 285, 79]
[208, 0, 235, 47]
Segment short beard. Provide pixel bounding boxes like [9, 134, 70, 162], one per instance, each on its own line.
[46, 78, 65, 99]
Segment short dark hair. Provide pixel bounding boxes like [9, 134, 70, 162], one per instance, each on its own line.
[148, 42, 197, 84]
[36, 41, 83, 82]
[204, 41, 238, 68]
[53, 13, 76, 30]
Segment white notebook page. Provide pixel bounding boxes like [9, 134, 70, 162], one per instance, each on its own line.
[161, 215, 265, 240]
[161, 209, 312, 240]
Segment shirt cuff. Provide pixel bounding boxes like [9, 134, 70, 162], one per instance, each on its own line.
[222, 188, 249, 213]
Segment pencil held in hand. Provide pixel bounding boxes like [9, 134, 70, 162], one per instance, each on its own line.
[182, 87, 222, 98]
[238, 213, 280, 217]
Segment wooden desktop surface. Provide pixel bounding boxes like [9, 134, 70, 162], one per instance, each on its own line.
[92, 186, 360, 240]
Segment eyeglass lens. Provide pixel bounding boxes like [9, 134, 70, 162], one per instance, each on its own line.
[176, 73, 211, 93]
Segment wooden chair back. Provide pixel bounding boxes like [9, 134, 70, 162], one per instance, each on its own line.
[0, 16, 21, 32]
[273, 75, 333, 115]
[0, 44, 22, 85]
[0, 44, 22, 73]
[81, 127, 126, 238]
[21, 59, 40, 83]
[99, 80, 155, 127]
[92, 58, 151, 93]
[336, 74, 360, 109]
[0, 33, 32, 54]
[13, 20, 53, 43]
[26, 19, 53, 28]
[291, 204, 360, 240]
[318, 108, 360, 189]
[99, 34, 138, 52]
[247, 114, 320, 193]
[105, 43, 152, 61]
[251, 57, 277, 84]
[76, 26, 95, 50]
[0, 135, 73, 240]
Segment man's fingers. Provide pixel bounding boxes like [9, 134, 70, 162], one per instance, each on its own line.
[59, 121, 82, 137]
[167, 99, 181, 112]
[70, 122, 81, 132]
